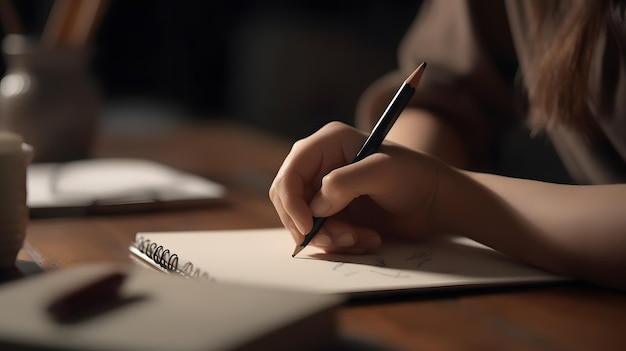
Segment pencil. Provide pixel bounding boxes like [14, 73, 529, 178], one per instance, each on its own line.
[42, 0, 109, 47]
[46, 271, 126, 323]
[67, 0, 109, 47]
[292, 62, 427, 257]
[42, 0, 82, 47]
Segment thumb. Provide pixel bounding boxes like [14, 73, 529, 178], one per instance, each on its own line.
[309, 153, 394, 217]
[309, 187, 347, 218]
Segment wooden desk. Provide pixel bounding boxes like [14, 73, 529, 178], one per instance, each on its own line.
[17, 121, 626, 351]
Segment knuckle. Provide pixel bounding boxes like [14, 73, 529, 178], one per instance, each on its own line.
[320, 121, 353, 137]
[292, 122, 356, 154]
[268, 182, 277, 201]
[268, 174, 284, 203]
[290, 138, 307, 152]
[324, 120, 349, 130]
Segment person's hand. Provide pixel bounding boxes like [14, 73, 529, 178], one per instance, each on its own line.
[269, 122, 441, 254]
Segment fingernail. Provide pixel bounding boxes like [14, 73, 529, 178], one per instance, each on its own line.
[294, 219, 306, 235]
[312, 234, 332, 247]
[336, 233, 355, 247]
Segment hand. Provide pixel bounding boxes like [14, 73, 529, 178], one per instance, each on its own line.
[269, 122, 441, 254]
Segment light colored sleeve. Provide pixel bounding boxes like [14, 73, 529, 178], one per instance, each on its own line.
[356, 0, 520, 168]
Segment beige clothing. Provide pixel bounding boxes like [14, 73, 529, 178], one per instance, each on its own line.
[359, 0, 626, 184]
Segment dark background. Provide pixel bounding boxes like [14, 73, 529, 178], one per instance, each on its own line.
[1, 0, 573, 184]
[2, 0, 422, 139]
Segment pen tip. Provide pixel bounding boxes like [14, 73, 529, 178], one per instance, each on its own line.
[292, 245, 305, 258]
[405, 62, 427, 88]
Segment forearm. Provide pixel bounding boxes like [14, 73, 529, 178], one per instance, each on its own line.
[355, 74, 469, 168]
[435, 166, 626, 289]
[359, 103, 469, 168]
[386, 109, 468, 168]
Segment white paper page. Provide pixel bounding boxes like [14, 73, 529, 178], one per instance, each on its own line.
[27, 158, 226, 208]
[133, 228, 565, 295]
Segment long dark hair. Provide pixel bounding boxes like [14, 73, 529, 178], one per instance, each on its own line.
[607, 0, 626, 61]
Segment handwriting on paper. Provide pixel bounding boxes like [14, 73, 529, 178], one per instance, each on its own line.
[331, 251, 434, 279]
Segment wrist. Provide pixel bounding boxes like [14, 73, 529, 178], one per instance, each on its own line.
[429, 166, 499, 239]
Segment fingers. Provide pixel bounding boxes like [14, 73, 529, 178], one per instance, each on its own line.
[272, 172, 312, 235]
[309, 217, 382, 254]
[270, 121, 433, 253]
[269, 122, 367, 239]
[272, 190, 309, 244]
[309, 152, 400, 217]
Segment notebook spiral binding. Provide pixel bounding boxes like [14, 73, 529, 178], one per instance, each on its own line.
[133, 236, 212, 280]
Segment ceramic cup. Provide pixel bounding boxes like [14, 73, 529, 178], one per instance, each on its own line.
[0, 34, 100, 162]
[0, 131, 32, 269]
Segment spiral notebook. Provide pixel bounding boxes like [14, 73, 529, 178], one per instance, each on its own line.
[129, 228, 567, 296]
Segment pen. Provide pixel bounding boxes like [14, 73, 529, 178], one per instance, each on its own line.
[47, 271, 127, 323]
[292, 62, 427, 257]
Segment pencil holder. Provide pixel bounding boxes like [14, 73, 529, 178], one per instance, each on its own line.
[0, 34, 100, 163]
[0, 131, 32, 269]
